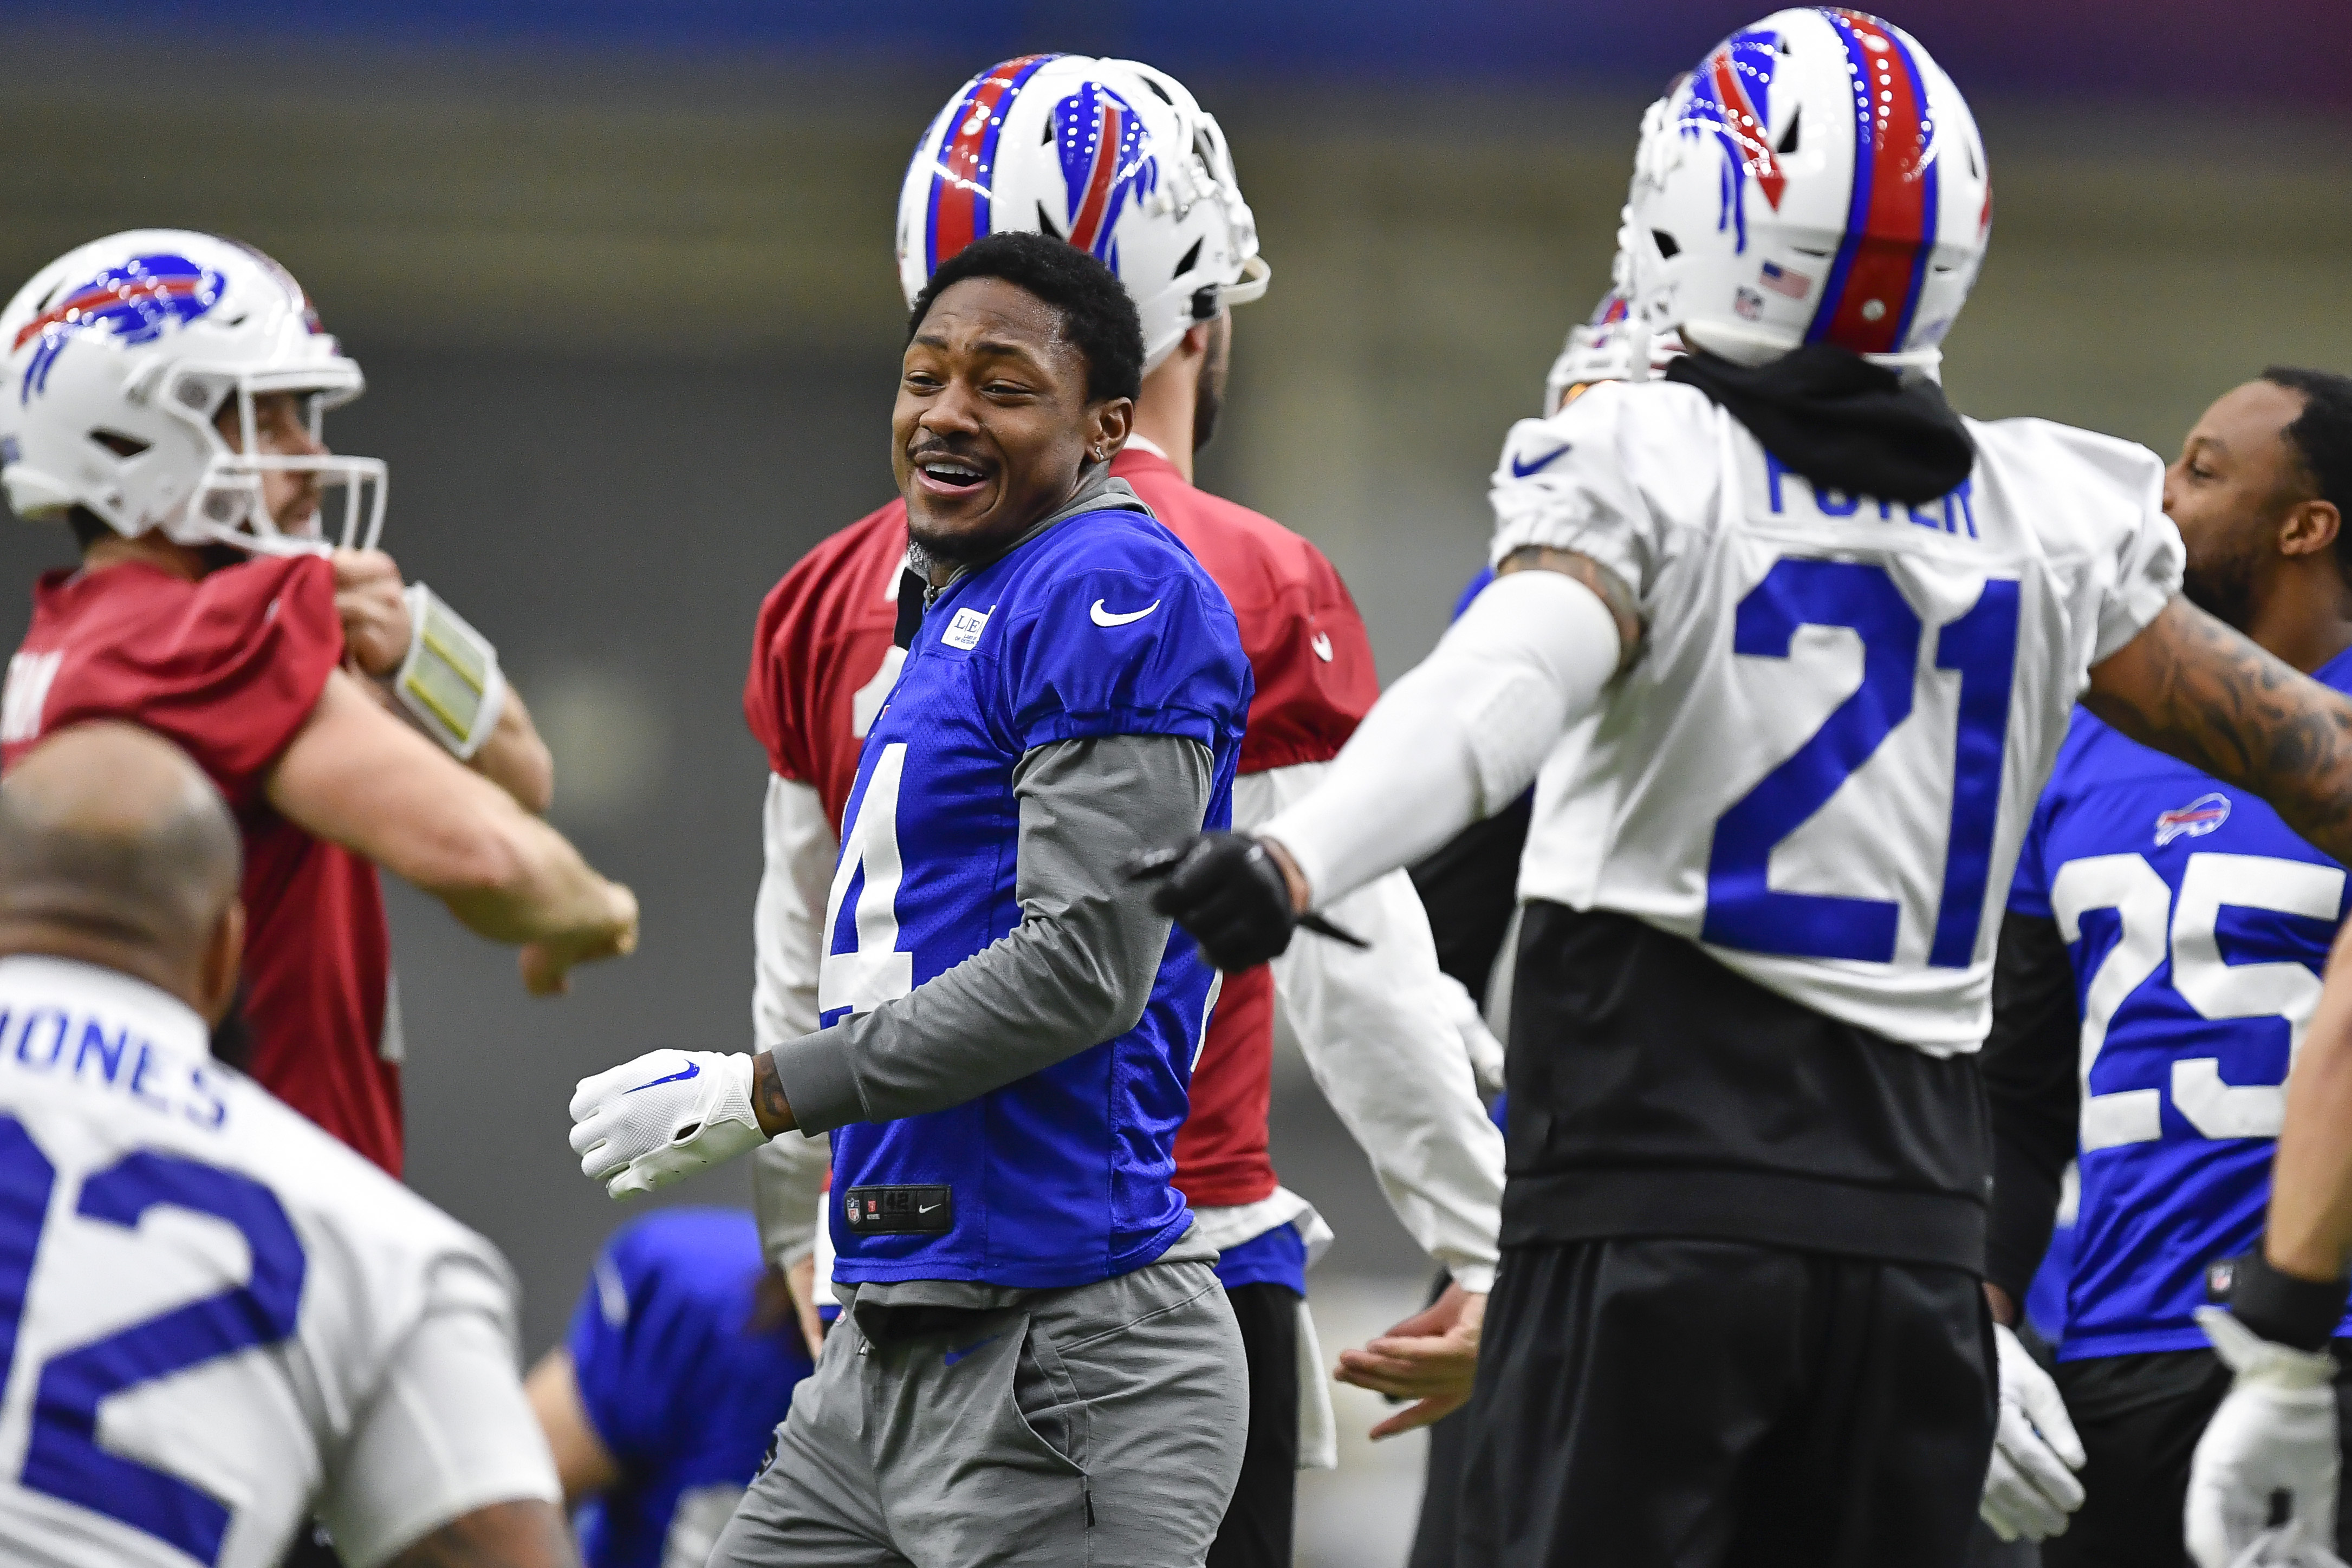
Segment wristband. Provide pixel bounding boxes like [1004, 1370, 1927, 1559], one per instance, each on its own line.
[392, 582, 506, 761]
[2217, 1245, 2352, 1352]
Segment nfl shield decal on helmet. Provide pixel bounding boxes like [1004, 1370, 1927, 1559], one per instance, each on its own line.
[15, 253, 226, 401]
[2154, 792, 2231, 848]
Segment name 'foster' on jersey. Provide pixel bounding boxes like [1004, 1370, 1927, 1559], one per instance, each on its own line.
[1496, 379, 2183, 1053]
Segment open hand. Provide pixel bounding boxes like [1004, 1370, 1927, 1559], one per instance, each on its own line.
[1334, 1283, 1485, 1440]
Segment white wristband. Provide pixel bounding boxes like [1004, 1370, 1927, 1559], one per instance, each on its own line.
[392, 582, 507, 761]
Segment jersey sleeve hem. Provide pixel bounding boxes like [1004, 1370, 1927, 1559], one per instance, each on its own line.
[1014, 706, 1223, 754]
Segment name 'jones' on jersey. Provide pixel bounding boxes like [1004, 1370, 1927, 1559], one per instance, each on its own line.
[1498, 381, 2183, 1052]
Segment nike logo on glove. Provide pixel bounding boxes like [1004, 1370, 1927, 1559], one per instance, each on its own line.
[625, 1062, 700, 1092]
[1090, 598, 1160, 627]
[1511, 444, 1570, 478]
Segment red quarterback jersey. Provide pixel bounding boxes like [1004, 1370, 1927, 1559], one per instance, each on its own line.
[745, 447, 1380, 1208]
[3, 556, 404, 1174]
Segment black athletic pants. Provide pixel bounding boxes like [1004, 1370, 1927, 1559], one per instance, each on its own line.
[2042, 1345, 2352, 1566]
[1456, 1237, 1996, 1568]
[1207, 1281, 1301, 1568]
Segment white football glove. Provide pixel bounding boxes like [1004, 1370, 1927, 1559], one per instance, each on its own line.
[569, 1049, 768, 1200]
[1980, 1319, 2088, 1541]
[2187, 1306, 2347, 1568]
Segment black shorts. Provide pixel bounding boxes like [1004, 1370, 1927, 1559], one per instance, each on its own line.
[1458, 1237, 1995, 1568]
[2043, 1344, 2352, 1567]
[1206, 1281, 1301, 1568]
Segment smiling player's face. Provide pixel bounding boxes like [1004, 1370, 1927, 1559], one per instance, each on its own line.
[2165, 380, 2313, 631]
[893, 276, 1130, 571]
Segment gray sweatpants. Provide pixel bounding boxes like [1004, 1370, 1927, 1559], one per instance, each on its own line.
[710, 1257, 1246, 1568]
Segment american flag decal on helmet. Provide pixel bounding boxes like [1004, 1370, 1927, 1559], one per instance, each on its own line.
[2153, 793, 2231, 848]
[1804, 10, 1939, 357]
[924, 54, 1058, 276]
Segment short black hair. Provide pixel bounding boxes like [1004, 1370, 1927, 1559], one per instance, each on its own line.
[2262, 367, 2352, 577]
[907, 232, 1144, 405]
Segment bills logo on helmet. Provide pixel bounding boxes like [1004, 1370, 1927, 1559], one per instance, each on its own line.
[1681, 25, 1786, 251]
[14, 253, 226, 401]
[923, 54, 1059, 275]
[1050, 81, 1158, 268]
[1804, 9, 1939, 356]
[2154, 793, 2231, 848]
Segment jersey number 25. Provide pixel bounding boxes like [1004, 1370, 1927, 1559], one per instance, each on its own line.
[2056, 851, 2344, 1148]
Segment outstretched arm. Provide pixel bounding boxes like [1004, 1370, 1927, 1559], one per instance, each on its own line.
[2084, 596, 2352, 866]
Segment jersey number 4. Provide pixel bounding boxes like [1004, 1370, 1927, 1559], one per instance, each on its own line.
[2055, 851, 2344, 1148]
[1704, 558, 2019, 967]
[820, 741, 915, 1019]
[0, 1116, 306, 1564]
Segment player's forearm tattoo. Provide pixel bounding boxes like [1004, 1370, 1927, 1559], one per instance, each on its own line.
[1497, 544, 1646, 671]
[752, 1049, 798, 1137]
[2084, 598, 2352, 864]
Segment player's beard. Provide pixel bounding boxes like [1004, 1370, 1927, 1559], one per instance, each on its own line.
[1192, 314, 1232, 453]
[2181, 542, 2260, 634]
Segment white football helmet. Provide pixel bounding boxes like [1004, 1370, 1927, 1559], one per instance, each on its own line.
[0, 230, 385, 554]
[1622, 10, 1991, 372]
[1543, 286, 1688, 417]
[895, 54, 1269, 372]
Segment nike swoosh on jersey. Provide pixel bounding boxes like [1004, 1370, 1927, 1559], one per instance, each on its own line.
[1511, 444, 1571, 478]
[918, 1200, 943, 1213]
[1310, 632, 1334, 662]
[625, 1062, 700, 1093]
[1090, 598, 1161, 627]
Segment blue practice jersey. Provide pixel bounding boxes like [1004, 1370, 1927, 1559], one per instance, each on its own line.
[821, 504, 1251, 1289]
[567, 1209, 813, 1568]
[2011, 647, 2352, 1359]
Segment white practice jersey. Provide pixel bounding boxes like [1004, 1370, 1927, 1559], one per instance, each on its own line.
[0, 956, 556, 1568]
[1491, 379, 2183, 1054]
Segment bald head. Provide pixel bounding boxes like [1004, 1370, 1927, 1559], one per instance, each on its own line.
[0, 723, 243, 1014]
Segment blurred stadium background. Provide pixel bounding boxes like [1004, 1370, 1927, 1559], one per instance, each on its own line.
[0, 2, 2343, 1560]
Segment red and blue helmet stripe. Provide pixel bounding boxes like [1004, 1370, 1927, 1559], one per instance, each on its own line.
[923, 54, 1057, 277]
[1804, 10, 1940, 356]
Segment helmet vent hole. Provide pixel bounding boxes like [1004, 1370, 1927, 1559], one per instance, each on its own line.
[1041, 121, 1055, 146]
[1652, 230, 1681, 260]
[90, 430, 149, 459]
[1172, 239, 1202, 280]
[1140, 75, 1174, 103]
[1776, 110, 1801, 155]
[1035, 203, 1065, 242]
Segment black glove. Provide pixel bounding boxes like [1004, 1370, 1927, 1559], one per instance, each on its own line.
[1125, 833, 1366, 972]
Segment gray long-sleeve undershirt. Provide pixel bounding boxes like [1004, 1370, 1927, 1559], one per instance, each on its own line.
[768, 731, 1213, 1136]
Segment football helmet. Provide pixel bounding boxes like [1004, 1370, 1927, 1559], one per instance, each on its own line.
[1622, 10, 1991, 372]
[0, 230, 385, 554]
[895, 55, 1268, 372]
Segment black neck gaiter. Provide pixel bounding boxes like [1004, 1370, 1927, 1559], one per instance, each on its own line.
[1665, 343, 1976, 505]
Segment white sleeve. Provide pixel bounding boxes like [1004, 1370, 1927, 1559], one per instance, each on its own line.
[751, 771, 835, 1268]
[754, 773, 837, 1044]
[315, 1267, 559, 1568]
[752, 1129, 831, 1270]
[1262, 569, 1620, 908]
[1237, 763, 1506, 1294]
[2091, 451, 2187, 665]
[1485, 383, 1664, 593]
